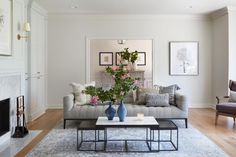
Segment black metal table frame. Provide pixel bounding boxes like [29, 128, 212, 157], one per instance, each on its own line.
[77, 121, 178, 152]
[95, 125, 159, 153]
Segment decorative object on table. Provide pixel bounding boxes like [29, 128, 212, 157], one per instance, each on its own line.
[137, 113, 144, 121]
[106, 65, 139, 122]
[85, 52, 139, 121]
[0, 0, 12, 56]
[136, 52, 146, 66]
[117, 100, 127, 122]
[169, 41, 199, 75]
[118, 48, 139, 71]
[12, 96, 29, 138]
[105, 102, 116, 120]
[99, 52, 113, 66]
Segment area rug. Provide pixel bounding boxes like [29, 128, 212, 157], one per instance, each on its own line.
[0, 130, 41, 157]
[26, 121, 229, 157]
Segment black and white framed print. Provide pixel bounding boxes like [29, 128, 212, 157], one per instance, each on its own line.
[169, 41, 199, 76]
[0, 0, 12, 56]
[99, 52, 113, 66]
[136, 52, 146, 66]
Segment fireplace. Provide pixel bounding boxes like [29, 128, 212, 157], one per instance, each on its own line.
[0, 98, 10, 137]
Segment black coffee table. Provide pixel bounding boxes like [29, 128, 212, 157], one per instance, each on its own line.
[76, 117, 179, 152]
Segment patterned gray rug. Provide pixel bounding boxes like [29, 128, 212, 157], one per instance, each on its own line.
[27, 120, 229, 157]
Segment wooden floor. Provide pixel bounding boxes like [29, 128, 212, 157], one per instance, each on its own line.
[15, 108, 236, 157]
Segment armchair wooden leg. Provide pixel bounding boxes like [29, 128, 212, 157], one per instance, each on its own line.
[215, 112, 219, 125]
[233, 117, 235, 124]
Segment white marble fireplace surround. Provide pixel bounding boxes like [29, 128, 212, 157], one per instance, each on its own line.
[0, 73, 21, 152]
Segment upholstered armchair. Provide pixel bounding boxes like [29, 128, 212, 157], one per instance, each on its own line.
[215, 80, 236, 125]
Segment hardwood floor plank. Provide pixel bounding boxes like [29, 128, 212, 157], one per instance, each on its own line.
[14, 108, 236, 157]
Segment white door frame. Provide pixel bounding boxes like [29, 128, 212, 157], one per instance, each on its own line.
[85, 36, 157, 86]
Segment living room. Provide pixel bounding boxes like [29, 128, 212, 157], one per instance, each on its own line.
[0, 0, 236, 156]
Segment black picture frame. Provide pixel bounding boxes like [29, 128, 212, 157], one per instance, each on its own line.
[136, 52, 146, 66]
[169, 41, 199, 76]
[99, 52, 113, 66]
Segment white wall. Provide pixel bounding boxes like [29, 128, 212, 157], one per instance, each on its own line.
[228, 10, 236, 81]
[212, 14, 229, 99]
[47, 14, 213, 108]
[90, 39, 152, 86]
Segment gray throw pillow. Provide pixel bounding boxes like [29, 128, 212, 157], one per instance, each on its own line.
[159, 84, 180, 105]
[136, 88, 159, 105]
[146, 93, 170, 107]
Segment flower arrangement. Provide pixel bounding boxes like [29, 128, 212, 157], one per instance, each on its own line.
[84, 64, 139, 105]
[119, 48, 138, 64]
[106, 65, 139, 101]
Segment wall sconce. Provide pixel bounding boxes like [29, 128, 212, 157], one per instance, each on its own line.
[17, 22, 31, 40]
[117, 40, 126, 44]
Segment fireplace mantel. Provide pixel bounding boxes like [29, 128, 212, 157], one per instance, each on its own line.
[0, 73, 21, 152]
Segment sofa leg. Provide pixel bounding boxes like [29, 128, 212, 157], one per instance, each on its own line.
[185, 118, 188, 128]
[64, 119, 66, 129]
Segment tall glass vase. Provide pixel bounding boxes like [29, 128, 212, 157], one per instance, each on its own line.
[105, 102, 116, 120]
[117, 100, 127, 122]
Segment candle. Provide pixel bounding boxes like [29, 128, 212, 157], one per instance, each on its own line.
[137, 113, 144, 121]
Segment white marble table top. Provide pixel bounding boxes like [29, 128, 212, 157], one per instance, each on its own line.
[96, 116, 158, 126]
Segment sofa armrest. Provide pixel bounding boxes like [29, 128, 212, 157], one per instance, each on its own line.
[175, 93, 188, 113]
[63, 94, 74, 114]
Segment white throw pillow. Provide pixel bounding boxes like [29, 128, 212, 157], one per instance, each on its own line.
[230, 91, 236, 102]
[70, 81, 96, 104]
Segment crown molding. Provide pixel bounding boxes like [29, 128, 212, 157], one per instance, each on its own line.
[48, 13, 210, 21]
[210, 7, 228, 20]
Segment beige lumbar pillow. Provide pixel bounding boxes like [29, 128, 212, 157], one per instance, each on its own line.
[70, 81, 96, 105]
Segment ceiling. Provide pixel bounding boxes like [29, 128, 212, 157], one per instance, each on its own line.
[34, 0, 236, 15]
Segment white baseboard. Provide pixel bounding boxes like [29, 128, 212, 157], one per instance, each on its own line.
[47, 104, 63, 109]
[188, 103, 214, 108]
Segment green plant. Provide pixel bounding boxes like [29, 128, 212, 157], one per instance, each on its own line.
[106, 65, 139, 101]
[120, 48, 138, 63]
[84, 64, 139, 104]
[84, 86, 115, 103]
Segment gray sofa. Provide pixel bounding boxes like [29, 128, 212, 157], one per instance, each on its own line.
[63, 92, 188, 128]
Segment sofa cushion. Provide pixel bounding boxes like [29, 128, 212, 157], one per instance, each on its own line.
[136, 88, 159, 105]
[159, 84, 180, 105]
[216, 103, 236, 114]
[146, 93, 170, 107]
[229, 91, 236, 102]
[65, 104, 187, 119]
[70, 81, 95, 104]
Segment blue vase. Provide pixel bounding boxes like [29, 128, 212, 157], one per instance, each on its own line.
[105, 102, 116, 120]
[117, 100, 127, 122]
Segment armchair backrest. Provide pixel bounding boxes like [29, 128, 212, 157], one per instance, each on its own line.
[229, 80, 236, 92]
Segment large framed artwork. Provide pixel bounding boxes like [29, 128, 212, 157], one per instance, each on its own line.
[0, 0, 12, 56]
[169, 41, 199, 76]
[99, 52, 113, 66]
